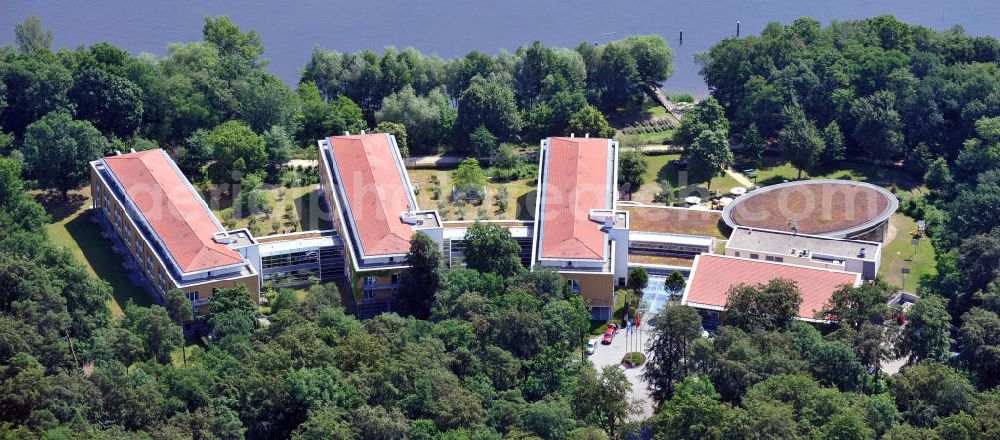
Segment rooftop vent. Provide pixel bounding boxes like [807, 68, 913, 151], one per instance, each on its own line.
[212, 232, 234, 244]
[859, 248, 866, 258]
[400, 211, 423, 225]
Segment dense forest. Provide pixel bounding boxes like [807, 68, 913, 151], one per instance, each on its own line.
[3, 13, 1000, 440]
[0, 15, 674, 197]
[666, 15, 1000, 439]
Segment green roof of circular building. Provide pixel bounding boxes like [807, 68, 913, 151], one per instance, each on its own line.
[721, 179, 898, 238]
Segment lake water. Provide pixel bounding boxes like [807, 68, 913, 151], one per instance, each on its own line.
[3, 0, 1000, 95]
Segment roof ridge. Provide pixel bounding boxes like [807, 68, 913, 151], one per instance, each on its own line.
[156, 158, 208, 269]
[117, 155, 202, 267]
[567, 146, 583, 248]
[359, 138, 401, 238]
[103, 150, 244, 274]
[565, 145, 604, 259]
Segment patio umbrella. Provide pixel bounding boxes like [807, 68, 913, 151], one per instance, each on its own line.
[684, 196, 701, 204]
[718, 197, 734, 206]
[690, 204, 710, 211]
[730, 187, 747, 196]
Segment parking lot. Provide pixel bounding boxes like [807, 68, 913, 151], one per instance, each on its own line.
[588, 326, 655, 418]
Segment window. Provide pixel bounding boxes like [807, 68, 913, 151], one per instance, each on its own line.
[765, 255, 774, 262]
[363, 276, 376, 288]
[363, 289, 376, 300]
[750, 253, 759, 260]
[187, 291, 199, 301]
[391, 274, 400, 284]
[569, 279, 581, 293]
[734, 251, 741, 257]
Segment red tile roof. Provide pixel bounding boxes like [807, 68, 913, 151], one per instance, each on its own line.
[539, 137, 611, 260]
[103, 150, 244, 273]
[328, 134, 413, 256]
[683, 254, 860, 320]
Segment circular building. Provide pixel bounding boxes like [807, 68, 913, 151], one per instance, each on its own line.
[721, 179, 898, 242]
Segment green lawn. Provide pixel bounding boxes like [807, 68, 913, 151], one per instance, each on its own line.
[632, 153, 743, 204]
[211, 184, 329, 236]
[751, 156, 922, 193]
[617, 129, 673, 145]
[409, 168, 537, 221]
[40, 189, 150, 317]
[880, 213, 937, 290]
[170, 343, 199, 367]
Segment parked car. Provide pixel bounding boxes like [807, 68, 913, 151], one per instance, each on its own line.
[586, 338, 599, 355]
[601, 327, 616, 345]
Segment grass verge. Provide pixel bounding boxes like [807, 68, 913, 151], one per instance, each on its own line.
[39, 188, 150, 317]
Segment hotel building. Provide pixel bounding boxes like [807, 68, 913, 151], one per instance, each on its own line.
[530, 136, 630, 320]
[317, 133, 442, 314]
[89, 149, 260, 315]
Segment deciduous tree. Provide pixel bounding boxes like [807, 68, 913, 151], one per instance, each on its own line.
[686, 129, 733, 191]
[462, 222, 523, 278]
[617, 149, 648, 193]
[779, 104, 825, 179]
[14, 15, 52, 53]
[400, 232, 444, 318]
[207, 120, 267, 182]
[644, 303, 703, 401]
[22, 111, 105, 198]
[724, 278, 803, 332]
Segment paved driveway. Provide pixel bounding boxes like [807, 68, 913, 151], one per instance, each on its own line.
[588, 328, 655, 419]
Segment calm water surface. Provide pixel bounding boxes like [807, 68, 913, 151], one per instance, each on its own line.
[3, 0, 1000, 94]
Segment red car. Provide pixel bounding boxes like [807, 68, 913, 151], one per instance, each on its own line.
[601, 324, 618, 344]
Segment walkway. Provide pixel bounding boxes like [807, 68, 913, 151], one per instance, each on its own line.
[636, 144, 681, 153]
[644, 84, 683, 126]
[724, 168, 753, 188]
[286, 154, 465, 170]
[403, 154, 463, 168]
[286, 159, 318, 168]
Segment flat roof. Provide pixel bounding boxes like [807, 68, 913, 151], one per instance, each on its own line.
[326, 134, 416, 257]
[630, 231, 714, 247]
[537, 137, 614, 260]
[682, 254, 861, 320]
[102, 150, 244, 273]
[258, 235, 339, 255]
[443, 225, 533, 240]
[621, 204, 728, 239]
[722, 179, 897, 237]
[727, 227, 879, 261]
[627, 253, 695, 267]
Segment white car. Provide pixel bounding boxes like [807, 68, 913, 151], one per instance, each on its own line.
[586, 338, 599, 355]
